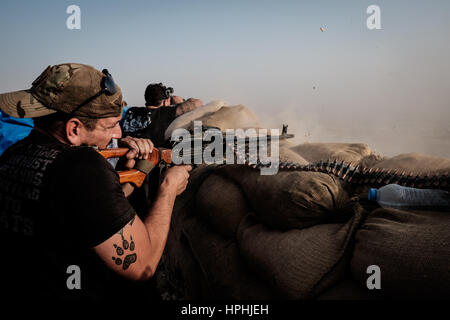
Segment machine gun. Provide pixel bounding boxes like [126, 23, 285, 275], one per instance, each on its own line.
[99, 124, 294, 187]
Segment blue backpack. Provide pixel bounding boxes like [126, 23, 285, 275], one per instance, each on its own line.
[0, 110, 34, 156]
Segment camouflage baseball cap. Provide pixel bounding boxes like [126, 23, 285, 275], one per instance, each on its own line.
[0, 63, 124, 119]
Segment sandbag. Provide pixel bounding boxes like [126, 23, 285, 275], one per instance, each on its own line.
[373, 152, 450, 174]
[357, 153, 385, 168]
[181, 216, 275, 299]
[278, 146, 309, 165]
[237, 203, 367, 299]
[218, 165, 352, 230]
[258, 143, 309, 165]
[158, 228, 205, 299]
[291, 142, 375, 164]
[169, 164, 221, 238]
[351, 207, 450, 298]
[164, 100, 227, 140]
[193, 105, 261, 132]
[195, 173, 250, 237]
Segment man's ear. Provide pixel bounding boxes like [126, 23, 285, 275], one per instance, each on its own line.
[65, 118, 84, 146]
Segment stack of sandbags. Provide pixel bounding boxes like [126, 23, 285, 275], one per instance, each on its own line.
[192, 165, 368, 298]
[212, 163, 368, 298]
[162, 158, 368, 299]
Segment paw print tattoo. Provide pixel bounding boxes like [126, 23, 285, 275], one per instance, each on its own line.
[112, 217, 137, 270]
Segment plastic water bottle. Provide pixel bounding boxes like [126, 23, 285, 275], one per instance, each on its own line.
[368, 184, 450, 210]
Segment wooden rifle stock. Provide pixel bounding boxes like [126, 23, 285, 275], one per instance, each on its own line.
[98, 147, 172, 187]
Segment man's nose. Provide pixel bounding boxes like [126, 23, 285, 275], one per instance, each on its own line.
[112, 124, 122, 139]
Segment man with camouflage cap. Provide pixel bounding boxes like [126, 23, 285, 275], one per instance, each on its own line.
[0, 63, 191, 301]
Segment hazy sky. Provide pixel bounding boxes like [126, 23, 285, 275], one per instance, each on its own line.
[1, 0, 449, 157]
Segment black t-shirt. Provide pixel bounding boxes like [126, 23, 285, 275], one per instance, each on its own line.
[120, 106, 177, 147]
[0, 130, 153, 301]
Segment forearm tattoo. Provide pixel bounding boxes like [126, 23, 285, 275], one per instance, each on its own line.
[111, 216, 137, 270]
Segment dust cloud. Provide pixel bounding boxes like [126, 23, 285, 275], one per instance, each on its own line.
[259, 109, 450, 159]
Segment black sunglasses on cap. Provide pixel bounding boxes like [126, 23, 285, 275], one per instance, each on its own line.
[69, 69, 118, 116]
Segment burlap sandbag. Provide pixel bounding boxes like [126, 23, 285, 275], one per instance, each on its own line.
[351, 207, 450, 298]
[164, 100, 227, 140]
[195, 173, 250, 237]
[290, 142, 375, 164]
[218, 165, 352, 230]
[169, 164, 220, 238]
[181, 215, 275, 300]
[159, 228, 206, 299]
[194, 104, 261, 131]
[278, 146, 309, 165]
[357, 153, 385, 168]
[373, 152, 450, 174]
[249, 140, 309, 165]
[237, 203, 368, 299]
[261, 143, 309, 165]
